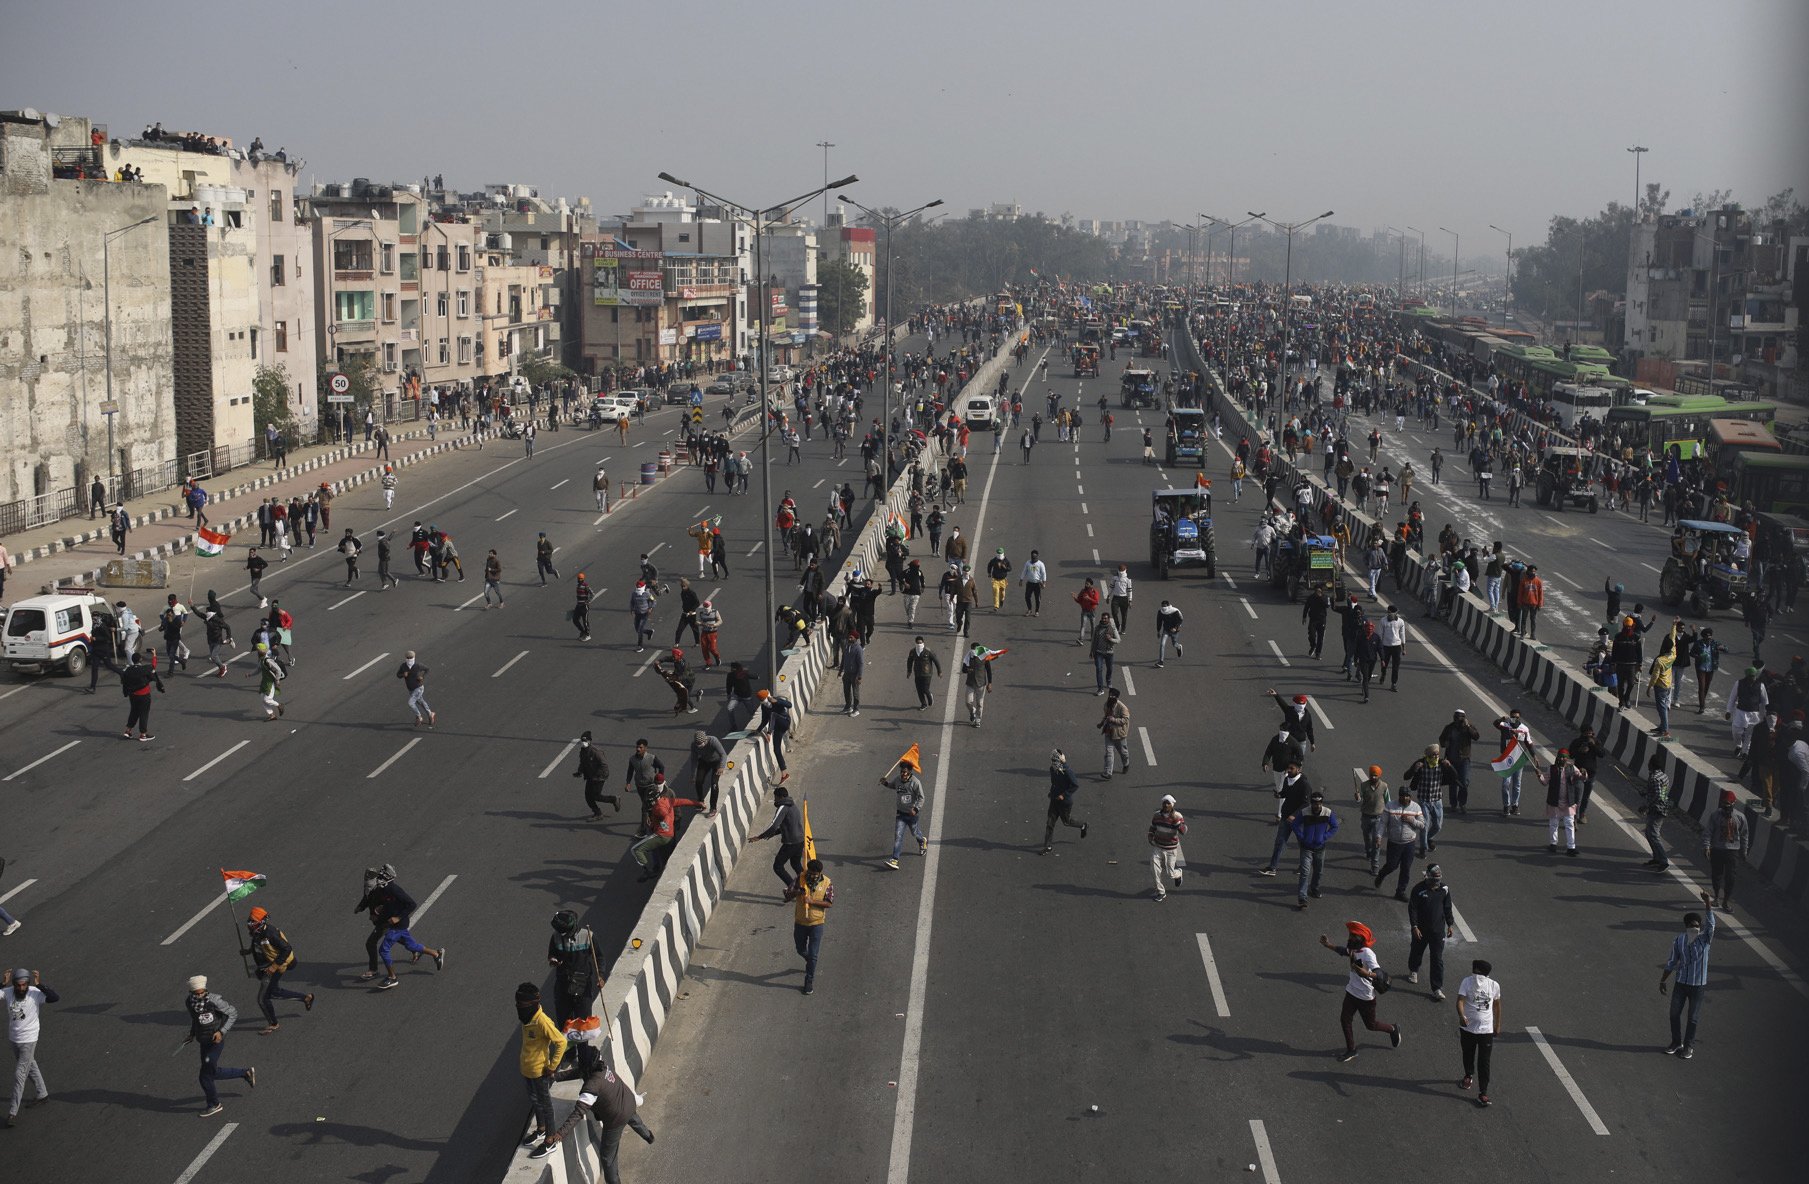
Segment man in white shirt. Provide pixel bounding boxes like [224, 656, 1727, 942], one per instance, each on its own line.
[1456, 959, 1501, 1107]
[1374, 785, 1427, 899]
[7, 966, 58, 1126]
[1018, 550, 1048, 616]
[1319, 923, 1400, 1062]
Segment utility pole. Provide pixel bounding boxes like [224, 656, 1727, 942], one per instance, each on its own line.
[816, 140, 835, 229]
[1627, 145, 1648, 216]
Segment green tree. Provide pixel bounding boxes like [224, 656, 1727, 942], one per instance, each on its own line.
[817, 257, 871, 337]
[520, 355, 577, 388]
[253, 364, 298, 438]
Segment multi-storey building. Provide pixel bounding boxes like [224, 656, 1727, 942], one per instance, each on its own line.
[0, 110, 177, 510]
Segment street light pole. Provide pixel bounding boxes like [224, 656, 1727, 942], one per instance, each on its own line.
[1627, 145, 1648, 216]
[816, 141, 835, 230]
[1489, 224, 1513, 321]
[838, 194, 943, 501]
[659, 170, 859, 694]
[1251, 210, 1333, 414]
[102, 214, 160, 497]
[1438, 227, 1460, 317]
[1386, 227, 1407, 301]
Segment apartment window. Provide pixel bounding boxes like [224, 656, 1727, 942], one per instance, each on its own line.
[495, 292, 503, 316]
[250, 327, 259, 360]
[269, 188, 284, 223]
[400, 252, 418, 281]
[381, 292, 397, 322]
[383, 342, 397, 366]
[456, 290, 469, 318]
[380, 243, 395, 273]
[457, 336, 473, 364]
[610, 307, 618, 324]
[438, 338, 449, 365]
[333, 240, 373, 271]
[436, 292, 449, 317]
[398, 205, 418, 234]
[457, 245, 471, 271]
[271, 255, 285, 287]
[335, 290, 375, 322]
[436, 247, 450, 271]
[275, 321, 288, 352]
[678, 232, 690, 243]
[540, 236, 549, 250]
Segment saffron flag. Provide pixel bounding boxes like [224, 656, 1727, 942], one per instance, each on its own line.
[800, 800, 817, 868]
[898, 743, 922, 771]
[1490, 738, 1530, 776]
[220, 868, 266, 902]
[195, 525, 230, 557]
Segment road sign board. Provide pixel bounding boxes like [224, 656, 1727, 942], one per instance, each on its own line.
[327, 393, 354, 404]
[329, 373, 351, 394]
[98, 400, 120, 415]
[691, 408, 704, 424]
[689, 390, 704, 406]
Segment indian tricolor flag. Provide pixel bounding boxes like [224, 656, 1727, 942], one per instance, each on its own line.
[195, 525, 231, 557]
[1491, 737, 1531, 776]
[221, 868, 266, 902]
[972, 644, 1010, 662]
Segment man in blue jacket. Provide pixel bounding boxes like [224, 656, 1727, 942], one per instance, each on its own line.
[1289, 790, 1340, 909]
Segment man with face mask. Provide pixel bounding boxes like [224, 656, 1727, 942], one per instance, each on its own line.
[903, 636, 942, 710]
[396, 651, 434, 728]
[572, 731, 615, 817]
[1043, 749, 1088, 854]
[1318, 922, 1401, 1062]
[1702, 790, 1750, 909]
[515, 982, 567, 1154]
[1659, 892, 1717, 1059]
[1376, 605, 1407, 691]
[784, 859, 834, 995]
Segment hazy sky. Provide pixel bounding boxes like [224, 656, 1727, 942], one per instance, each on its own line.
[7, 0, 1806, 261]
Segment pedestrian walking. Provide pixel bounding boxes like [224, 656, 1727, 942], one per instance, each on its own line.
[752, 784, 805, 892]
[1545, 749, 1585, 856]
[5, 967, 55, 1128]
[374, 530, 400, 589]
[381, 465, 397, 509]
[245, 547, 267, 601]
[880, 753, 927, 869]
[1373, 785, 1426, 899]
[352, 864, 445, 990]
[244, 907, 313, 1033]
[1353, 764, 1388, 875]
[594, 464, 610, 513]
[629, 580, 656, 651]
[1148, 794, 1188, 901]
[1703, 789, 1750, 909]
[184, 975, 255, 1117]
[1099, 686, 1132, 777]
[1089, 613, 1120, 694]
[535, 533, 559, 586]
[1492, 708, 1540, 815]
[1402, 744, 1455, 853]
[961, 643, 994, 727]
[539, 1060, 656, 1175]
[337, 528, 362, 586]
[514, 981, 566, 1154]
[840, 632, 864, 716]
[1262, 761, 1312, 875]
[483, 550, 504, 608]
[1155, 600, 1184, 667]
[1042, 748, 1088, 853]
[1320, 922, 1400, 1062]
[572, 731, 615, 817]
[396, 651, 435, 727]
[904, 636, 941, 709]
[1405, 864, 1455, 997]
[1020, 550, 1047, 616]
[1290, 790, 1339, 909]
[1438, 710, 1479, 813]
[573, 574, 594, 641]
[1456, 959, 1501, 1106]
[784, 858, 834, 995]
[1073, 577, 1100, 644]
[1641, 753, 1673, 870]
[1659, 892, 1718, 1058]
[1107, 564, 1134, 632]
[255, 642, 286, 721]
[120, 649, 165, 741]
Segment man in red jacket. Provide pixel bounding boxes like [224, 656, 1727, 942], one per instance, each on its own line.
[629, 787, 704, 882]
[1073, 577, 1101, 645]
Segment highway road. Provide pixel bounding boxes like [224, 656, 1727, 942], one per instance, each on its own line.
[0, 339, 932, 1182]
[633, 337, 1809, 1184]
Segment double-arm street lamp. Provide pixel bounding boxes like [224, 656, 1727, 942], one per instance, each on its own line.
[1438, 227, 1461, 317]
[1404, 226, 1425, 299]
[1488, 224, 1513, 321]
[1250, 210, 1334, 410]
[658, 169, 859, 693]
[837, 194, 943, 499]
[102, 214, 161, 494]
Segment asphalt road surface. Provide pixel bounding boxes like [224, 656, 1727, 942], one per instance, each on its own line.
[0, 339, 935, 1183]
[633, 340, 1809, 1184]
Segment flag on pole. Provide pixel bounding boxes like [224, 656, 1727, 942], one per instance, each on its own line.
[800, 800, 817, 868]
[1195, 472, 1212, 490]
[898, 743, 922, 771]
[971, 644, 1010, 662]
[1490, 738, 1530, 776]
[220, 869, 266, 901]
[195, 525, 231, 557]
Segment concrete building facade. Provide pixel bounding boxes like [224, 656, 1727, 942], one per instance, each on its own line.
[0, 110, 177, 512]
[167, 217, 259, 464]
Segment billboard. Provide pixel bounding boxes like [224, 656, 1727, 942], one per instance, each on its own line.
[592, 248, 664, 307]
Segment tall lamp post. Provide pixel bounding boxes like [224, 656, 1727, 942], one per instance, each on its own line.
[1627, 145, 1648, 215]
[837, 194, 944, 500]
[1438, 227, 1460, 317]
[102, 214, 160, 495]
[1488, 224, 1513, 321]
[1405, 226, 1425, 300]
[1250, 210, 1334, 411]
[659, 169, 859, 694]
[1385, 227, 1409, 300]
[1206, 213, 1264, 375]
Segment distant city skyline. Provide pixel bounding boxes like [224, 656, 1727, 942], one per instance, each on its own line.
[4, 0, 1805, 254]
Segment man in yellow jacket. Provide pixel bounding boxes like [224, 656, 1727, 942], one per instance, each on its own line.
[516, 982, 568, 1153]
[784, 859, 834, 996]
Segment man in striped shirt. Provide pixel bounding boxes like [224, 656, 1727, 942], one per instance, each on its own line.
[1658, 892, 1716, 1059]
[1148, 795, 1188, 902]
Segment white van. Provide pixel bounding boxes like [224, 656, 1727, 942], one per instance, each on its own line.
[3, 590, 113, 676]
[962, 392, 999, 427]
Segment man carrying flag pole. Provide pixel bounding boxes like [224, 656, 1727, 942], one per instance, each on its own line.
[220, 869, 265, 979]
[880, 745, 927, 870]
[190, 525, 231, 604]
[1490, 709, 1543, 817]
